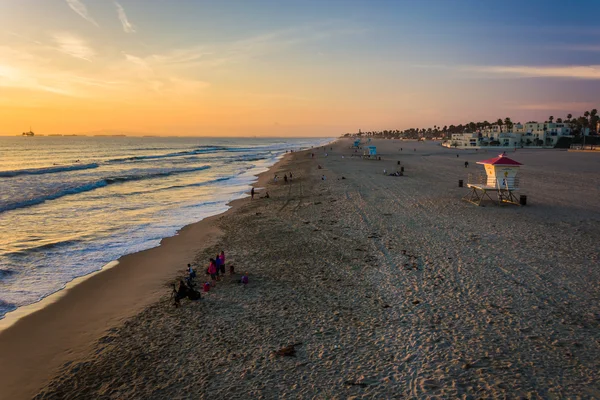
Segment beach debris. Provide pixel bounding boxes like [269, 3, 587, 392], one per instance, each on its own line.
[345, 376, 380, 387]
[274, 342, 303, 357]
[344, 380, 368, 388]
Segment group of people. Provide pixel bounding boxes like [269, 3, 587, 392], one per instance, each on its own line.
[273, 172, 293, 183]
[250, 187, 270, 200]
[384, 169, 403, 176]
[172, 250, 249, 307]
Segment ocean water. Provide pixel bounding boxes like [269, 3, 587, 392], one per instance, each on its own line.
[0, 136, 332, 318]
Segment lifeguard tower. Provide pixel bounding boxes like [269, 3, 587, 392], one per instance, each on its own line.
[363, 145, 377, 158]
[463, 153, 522, 206]
[353, 138, 362, 148]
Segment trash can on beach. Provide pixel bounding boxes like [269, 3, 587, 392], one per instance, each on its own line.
[520, 195, 527, 206]
[458, 179, 463, 187]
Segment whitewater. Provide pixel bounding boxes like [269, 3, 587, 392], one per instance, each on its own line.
[0, 136, 332, 318]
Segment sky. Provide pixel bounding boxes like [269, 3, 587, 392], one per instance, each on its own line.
[1, 0, 599, 137]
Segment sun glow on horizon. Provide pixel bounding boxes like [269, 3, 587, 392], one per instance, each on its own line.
[1, 0, 600, 136]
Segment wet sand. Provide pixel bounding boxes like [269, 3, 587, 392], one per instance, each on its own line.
[4, 139, 600, 399]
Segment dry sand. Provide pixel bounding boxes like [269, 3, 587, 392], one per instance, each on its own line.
[3, 139, 600, 399]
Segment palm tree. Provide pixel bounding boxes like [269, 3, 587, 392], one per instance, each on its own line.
[548, 116, 554, 123]
[590, 109, 598, 133]
[556, 118, 563, 123]
[496, 118, 503, 132]
[566, 113, 572, 122]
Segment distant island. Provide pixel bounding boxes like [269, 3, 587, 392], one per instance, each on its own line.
[94, 134, 127, 137]
[22, 130, 35, 136]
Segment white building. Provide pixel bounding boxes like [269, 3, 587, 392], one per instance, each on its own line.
[445, 122, 586, 148]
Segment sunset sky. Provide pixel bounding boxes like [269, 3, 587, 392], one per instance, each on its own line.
[1, 0, 599, 136]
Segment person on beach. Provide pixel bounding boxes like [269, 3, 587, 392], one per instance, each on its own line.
[265, 191, 270, 198]
[241, 272, 249, 288]
[289, 172, 293, 181]
[188, 264, 196, 280]
[214, 254, 222, 280]
[322, 175, 326, 180]
[464, 161, 469, 168]
[173, 280, 188, 307]
[219, 251, 226, 274]
[208, 258, 217, 286]
[203, 281, 211, 292]
[251, 187, 255, 200]
[284, 174, 288, 183]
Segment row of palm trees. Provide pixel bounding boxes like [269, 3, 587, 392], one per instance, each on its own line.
[344, 110, 598, 139]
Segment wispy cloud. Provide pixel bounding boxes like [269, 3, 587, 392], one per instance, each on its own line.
[52, 32, 95, 61]
[468, 65, 600, 80]
[0, 47, 98, 96]
[123, 53, 151, 70]
[65, 0, 99, 27]
[114, 1, 135, 33]
[513, 102, 595, 111]
[146, 23, 364, 69]
[565, 45, 600, 52]
[149, 46, 212, 65]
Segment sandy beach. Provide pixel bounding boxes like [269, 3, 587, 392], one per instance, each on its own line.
[2, 139, 600, 399]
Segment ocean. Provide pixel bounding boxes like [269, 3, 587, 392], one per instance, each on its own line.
[0, 136, 333, 318]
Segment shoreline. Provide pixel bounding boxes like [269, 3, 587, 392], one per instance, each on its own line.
[0, 260, 119, 332]
[0, 150, 299, 399]
[0, 160, 278, 327]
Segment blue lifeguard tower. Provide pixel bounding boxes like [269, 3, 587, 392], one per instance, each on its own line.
[368, 146, 377, 156]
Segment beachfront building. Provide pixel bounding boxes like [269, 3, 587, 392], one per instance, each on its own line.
[448, 133, 479, 148]
[513, 123, 573, 147]
[444, 122, 586, 148]
[448, 131, 522, 148]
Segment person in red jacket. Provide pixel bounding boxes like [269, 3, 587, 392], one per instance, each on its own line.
[208, 258, 217, 286]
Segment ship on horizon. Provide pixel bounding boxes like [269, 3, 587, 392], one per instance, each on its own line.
[22, 127, 35, 136]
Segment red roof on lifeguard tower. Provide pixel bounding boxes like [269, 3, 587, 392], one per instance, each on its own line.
[476, 153, 522, 166]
